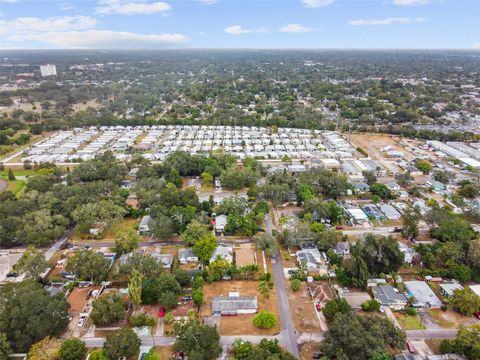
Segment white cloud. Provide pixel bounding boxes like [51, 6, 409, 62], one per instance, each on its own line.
[393, 0, 428, 6]
[60, 3, 75, 10]
[302, 0, 335, 8]
[280, 23, 312, 33]
[96, 0, 171, 15]
[198, 0, 218, 4]
[224, 25, 262, 35]
[0, 15, 97, 34]
[5, 30, 188, 48]
[472, 43, 480, 49]
[349, 17, 425, 26]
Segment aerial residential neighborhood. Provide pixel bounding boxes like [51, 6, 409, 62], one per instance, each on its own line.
[0, 4, 480, 358]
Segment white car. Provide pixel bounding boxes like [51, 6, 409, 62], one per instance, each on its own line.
[77, 317, 86, 328]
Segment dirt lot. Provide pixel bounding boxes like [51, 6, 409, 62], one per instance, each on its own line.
[200, 280, 280, 336]
[350, 133, 414, 161]
[70, 218, 139, 243]
[287, 283, 321, 333]
[429, 309, 480, 328]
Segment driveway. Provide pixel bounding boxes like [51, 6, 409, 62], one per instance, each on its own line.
[418, 311, 441, 329]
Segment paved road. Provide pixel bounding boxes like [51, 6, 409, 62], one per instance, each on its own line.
[341, 225, 430, 237]
[45, 229, 73, 261]
[69, 238, 254, 248]
[406, 329, 458, 340]
[265, 213, 300, 359]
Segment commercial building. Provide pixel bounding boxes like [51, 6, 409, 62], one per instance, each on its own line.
[40, 64, 57, 77]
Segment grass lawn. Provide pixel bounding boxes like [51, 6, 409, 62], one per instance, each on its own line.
[0, 169, 36, 177]
[394, 313, 426, 330]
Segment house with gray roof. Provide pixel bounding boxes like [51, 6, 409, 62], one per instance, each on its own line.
[139, 215, 152, 235]
[151, 252, 174, 269]
[439, 283, 463, 298]
[333, 242, 350, 256]
[178, 248, 198, 264]
[210, 244, 233, 264]
[212, 295, 258, 315]
[372, 284, 408, 310]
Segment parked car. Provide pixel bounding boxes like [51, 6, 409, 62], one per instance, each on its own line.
[407, 341, 416, 353]
[6, 272, 18, 278]
[474, 312, 480, 320]
[315, 303, 321, 311]
[158, 306, 166, 317]
[312, 352, 324, 359]
[77, 317, 86, 328]
[182, 296, 192, 301]
[335, 225, 345, 230]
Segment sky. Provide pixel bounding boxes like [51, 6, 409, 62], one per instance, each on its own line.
[0, 0, 479, 49]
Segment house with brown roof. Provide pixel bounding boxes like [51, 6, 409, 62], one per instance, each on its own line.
[234, 246, 257, 267]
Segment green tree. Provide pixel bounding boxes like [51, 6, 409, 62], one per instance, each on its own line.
[402, 203, 420, 239]
[253, 311, 277, 329]
[320, 313, 406, 360]
[440, 325, 480, 360]
[66, 249, 110, 283]
[192, 233, 218, 264]
[0, 281, 69, 352]
[369, 183, 394, 200]
[104, 327, 141, 360]
[182, 220, 212, 246]
[291, 278, 302, 292]
[90, 292, 127, 326]
[450, 288, 480, 317]
[362, 170, 377, 185]
[7, 168, 15, 181]
[59, 338, 87, 360]
[14, 246, 50, 279]
[28, 337, 61, 360]
[87, 349, 108, 360]
[0, 332, 12, 360]
[173, 319, 222, 360]
[128, 269, 143, 309]
[113, 228, 140, 256]
[322, 298, 353, 323]
[117, 253, 164, 278]
[415, 159, 433, 174]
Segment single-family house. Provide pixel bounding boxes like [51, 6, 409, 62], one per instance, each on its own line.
[139, 215, 152, 235]
[372, 284, 408, 310]
[214, 214, 228, 234]
[178, 248, 199, 264]
[151, 252, 174, 269]
[468, 284, 480, 297]
[212, 294, 258, 315]
[210, 244, 234, 264]
[333, 242, 350, 256]
[380, 204, 402, 220]
[398, 243, 416, 264]
[405, 281, 443, 309]
[346, 208, 368, 224]
[386, 181, 401, 192]
[440, 283, 464, 298]
[352, 182, 370, 194]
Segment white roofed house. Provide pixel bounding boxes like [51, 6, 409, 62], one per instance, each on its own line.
[138, 215, 152, 235]
[333, 242, 350, 256]
[210, 244, 233, 264]
[178, 248, 199, 264]
[440, 283, 463, 298]
[405, 281, 442, 309]
[151, 252, 174, 270]
[214, 214, 227, 234]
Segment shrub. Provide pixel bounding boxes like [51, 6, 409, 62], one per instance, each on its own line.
[129, 313, 155, 328]
[361, 299, 381, 312]
[406, 307, 417, 316]
[253, 311, 277, 329]
[59, 338, 87, 360]
[291, 278, 302, 292]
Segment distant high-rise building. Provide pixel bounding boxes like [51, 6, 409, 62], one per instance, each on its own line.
[40, 64, 57, 77]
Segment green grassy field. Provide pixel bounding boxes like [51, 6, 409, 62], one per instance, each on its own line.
[395, 313, 426, 330]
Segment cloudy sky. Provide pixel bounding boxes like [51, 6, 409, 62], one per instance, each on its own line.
[0, 0, 479, 49]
